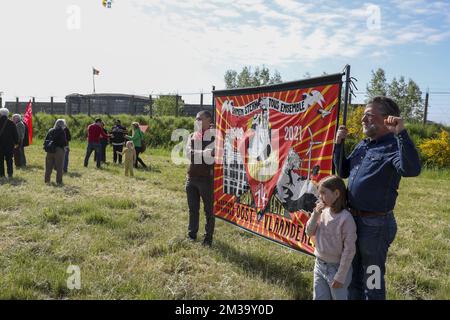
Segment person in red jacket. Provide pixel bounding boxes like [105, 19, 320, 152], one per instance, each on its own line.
[84, 118, 109, 168]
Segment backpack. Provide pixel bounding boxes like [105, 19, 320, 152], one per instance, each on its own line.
[23, 124, 30, 147]
[43, 129, 56, 153]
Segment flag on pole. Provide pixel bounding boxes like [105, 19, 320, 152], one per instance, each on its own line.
[23, 100, 33, 145]
[93, 67, 100, 75]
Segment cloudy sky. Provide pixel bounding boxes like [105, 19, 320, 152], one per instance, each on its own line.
[0, 0, 449, 123]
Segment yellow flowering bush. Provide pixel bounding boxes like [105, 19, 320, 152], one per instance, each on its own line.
[419, 130, 450, 168]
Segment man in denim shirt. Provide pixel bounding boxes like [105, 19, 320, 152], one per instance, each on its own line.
[334, 96, 421, 300]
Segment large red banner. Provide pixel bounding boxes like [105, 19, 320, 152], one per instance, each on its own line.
[213, 74, 342, 255]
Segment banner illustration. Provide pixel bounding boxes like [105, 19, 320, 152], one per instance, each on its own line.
[213, 74, 343, 255]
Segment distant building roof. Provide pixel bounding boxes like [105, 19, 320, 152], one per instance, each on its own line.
[65, 93, 150, 101]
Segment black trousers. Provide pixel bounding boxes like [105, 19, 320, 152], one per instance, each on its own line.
[113, 144, 123, 164]
[13, 144, 26, 167]
[134, 146, 147, 168]
[185, 176, 215, 241]
[0, 150, 14, 177]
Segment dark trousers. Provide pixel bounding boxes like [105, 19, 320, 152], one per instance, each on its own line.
[84, 143, 101, 168]
[63, 147, 69, 173]
[13, 145, 26, 167]
[134, 146, 147, 168]
[349, 212, 397, 300]
[45, 147, 65, 184]
[0, 150, 14, 177]
[113, 144, 123, 164]
[94, 139, 108, 163]
[185, 176, 215, 241]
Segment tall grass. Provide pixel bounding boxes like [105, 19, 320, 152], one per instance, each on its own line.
[0, 139, 448, 299]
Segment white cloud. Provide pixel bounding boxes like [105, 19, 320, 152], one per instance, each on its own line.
[0, 0, 448, 102]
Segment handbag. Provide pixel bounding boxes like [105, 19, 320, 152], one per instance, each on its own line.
[43, 129, 57, 153]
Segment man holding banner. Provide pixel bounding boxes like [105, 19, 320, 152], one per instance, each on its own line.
[334, 96, 421, 300]
[185, 111, 216, 247]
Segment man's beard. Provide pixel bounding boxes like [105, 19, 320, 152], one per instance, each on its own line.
[363, 124, 378, 138]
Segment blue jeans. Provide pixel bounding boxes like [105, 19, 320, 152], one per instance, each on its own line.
[63, 147, 69, 172]
[84, 143, 101, 168]
[349, 212, 397, 300]
[313, 257, 352, 300]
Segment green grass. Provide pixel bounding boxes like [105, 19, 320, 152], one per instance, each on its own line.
[0, 141, 449, 300]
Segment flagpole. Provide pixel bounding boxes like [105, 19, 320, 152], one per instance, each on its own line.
[93, 70, 96, 94]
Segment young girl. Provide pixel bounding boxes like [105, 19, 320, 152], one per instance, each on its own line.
[125, 122, 147, 169]
[117, 141, 136, 177]
[305, 175, 357, 300]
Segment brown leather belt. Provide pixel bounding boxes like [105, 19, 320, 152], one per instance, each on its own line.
[349, 208, 387, 217]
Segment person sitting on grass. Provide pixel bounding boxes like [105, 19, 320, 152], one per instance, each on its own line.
[116, 141, 136, 177]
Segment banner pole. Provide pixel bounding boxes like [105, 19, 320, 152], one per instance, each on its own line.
[212, 85, 216, 123]
[338, 65, 351, 176]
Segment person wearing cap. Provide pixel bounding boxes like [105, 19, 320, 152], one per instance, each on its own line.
[84, 118, 109, 168]
[334, 96, 421, 300]
[0, 108, 19, 179]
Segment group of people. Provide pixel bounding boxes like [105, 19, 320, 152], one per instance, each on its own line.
[186, 97, 421, 300]
[0, 108, 30, 179]
[0, 108, 148, 185]
[2, 95, 422, 300]
[43, 118, 148, 184]
[83, 118, 147, 171]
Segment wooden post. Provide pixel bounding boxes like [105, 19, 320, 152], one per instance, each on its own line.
[200, 93, 204, 109]
[175, 94, 179, 117]
[16, 97, 19, 113]
[149, 95, 153, 117]
[87, 96, 91, 116]
[423, 90, 429, 125]
[32, 97, 35, 113]
[51, 96, 54, 114]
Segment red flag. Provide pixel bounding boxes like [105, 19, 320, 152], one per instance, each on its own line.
[23, 100, 33, 145]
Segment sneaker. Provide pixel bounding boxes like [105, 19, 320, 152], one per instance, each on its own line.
[202, 238, 212, 247]
[188, 234, 196, 242]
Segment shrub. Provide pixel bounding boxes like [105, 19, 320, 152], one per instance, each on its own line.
[32, 113, 194, 148]
[419, 130, 450, 168]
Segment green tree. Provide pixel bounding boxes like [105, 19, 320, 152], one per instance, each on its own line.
[366, 68, 388, 100]
[150, 95, 184, 116]
[388, 77, 423, 121]
[224, 70, 237, 89]
[224, 65, 283, 89]
[366, 68, 424, 122]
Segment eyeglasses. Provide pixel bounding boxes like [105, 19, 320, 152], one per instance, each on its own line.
[362, 112, 387, 118]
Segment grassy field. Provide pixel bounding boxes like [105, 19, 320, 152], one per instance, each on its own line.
[0, 141, 449, 300]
